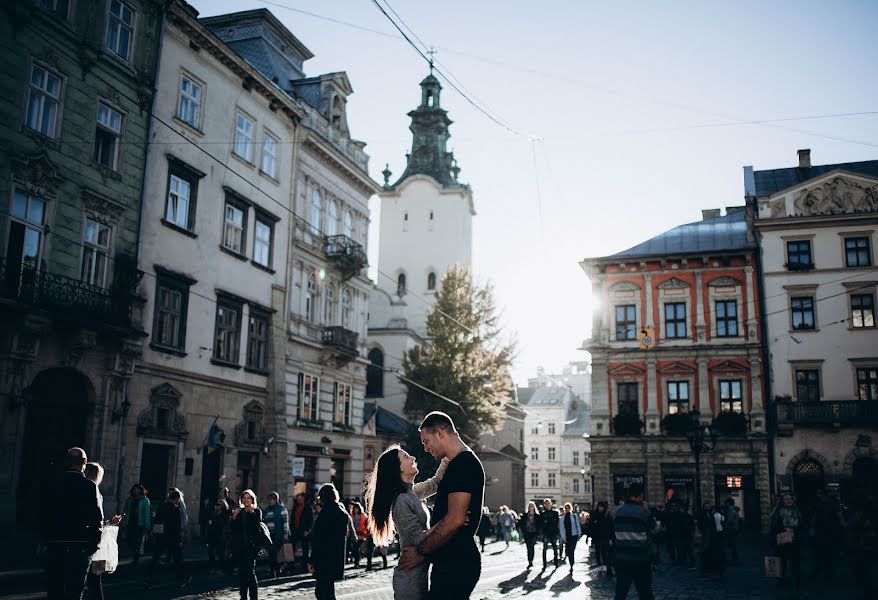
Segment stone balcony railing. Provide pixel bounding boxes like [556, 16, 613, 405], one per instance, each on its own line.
[305, 114, 369, 173]
[775, 400, 878, 434]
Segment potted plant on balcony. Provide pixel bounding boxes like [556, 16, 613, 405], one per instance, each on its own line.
[613, 413, 643, 436]
[661, 412, 692, 436]
[712, 411, 748, 436]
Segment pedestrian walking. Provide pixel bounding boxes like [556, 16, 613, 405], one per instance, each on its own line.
[291, 492, 314, 571]
[83, 463, 122, 600]
[207, 499, 231, 575]
[722, 498, 741, 563]
[612, 483, 657, 600]
[560, 502, 581, 572]
[396, 411, 486, 599]
[263, 491, 289, 578]
[498, 505, 514, 548]
[230, 490, 263, 600]
[121, 484, 150, 568]
[540, 498, 560, 568]
[309, 483, 355, 600]
[349, 502, 369, 567]
[769, 493, 802, 593]
[591, 501, 615, 576]
[145, 488, 190, 590]
[476, 506, 492, 552]
[46, 447, 103, 600]
[521, 502, 540, 568]
[579, 511, 591, 546]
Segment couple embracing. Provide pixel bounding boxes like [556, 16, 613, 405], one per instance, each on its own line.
[365, 411, 485, 600]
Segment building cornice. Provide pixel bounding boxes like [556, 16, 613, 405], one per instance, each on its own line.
[301, 131, 382, 197]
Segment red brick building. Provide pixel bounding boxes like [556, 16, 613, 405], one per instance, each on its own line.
[580, 207, 770, 530]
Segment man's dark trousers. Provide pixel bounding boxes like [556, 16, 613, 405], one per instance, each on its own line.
[614, 561, 654, 600]
[429, 547, 481, 599]
[47, 543, 92, 600]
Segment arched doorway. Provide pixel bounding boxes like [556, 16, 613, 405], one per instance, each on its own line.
[17, 368, 94, 528]
[792, 459, 824, 512]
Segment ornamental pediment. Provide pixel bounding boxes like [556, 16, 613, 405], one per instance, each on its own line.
[768, 172, 878, 218]
[708, 360, 749, 373]
[657, 277, 689, 289]
[707, 276, 741, 287]
[610, 281, 641, 292]
[657, 362, 697, 374]
[608, 364, 645, 375]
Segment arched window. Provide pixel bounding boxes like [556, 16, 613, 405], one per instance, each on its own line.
[427, 272, 437, 291]
[305, 271, 317, 322]
[397, 273, 407, 297]
[326, 200, 338, 237]
[366, 347, 384, 397]
[324, 283, 335, 324]
[341, 287, 352, 328]
[310, 189, 322, 233]
[343, 209, 353, 238]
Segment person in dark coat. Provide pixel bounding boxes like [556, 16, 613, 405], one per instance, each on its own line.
[591, 501, 615, 577]
[292, 492, 314, 570]
[309, 483, 354, 600]
[207, 499, 231, 575]
[145, 488, 189, 590]
[46, 447, 103, 600]
[230, 490, 264, 600]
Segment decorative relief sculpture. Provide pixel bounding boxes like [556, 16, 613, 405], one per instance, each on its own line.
[793, 176, 878, 215]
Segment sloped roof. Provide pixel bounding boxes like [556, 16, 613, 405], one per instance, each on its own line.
[516, 387, 537, 405]
[363, 403, 410, 437]
[520, 386, 570, 407]
[606, 210, 750, 260]
[753, 160, 878, 197]
[563, 401, 591, 437]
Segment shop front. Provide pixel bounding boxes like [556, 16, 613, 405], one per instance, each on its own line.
[663, 473, 695, 509]
[714, 470, 760, 531]
[612, 473, 645, 504]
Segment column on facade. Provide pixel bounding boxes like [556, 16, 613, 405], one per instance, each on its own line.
[591, 355, 610, 436]
[749, 354, 766, 433]
[695, 271, 706, 342]
[646, 444, 663, 503]
[744, 266, 758, 341]
[646, 359, 659, 434]
[643, 273, 654, 328]
[698, 357, 712, 420]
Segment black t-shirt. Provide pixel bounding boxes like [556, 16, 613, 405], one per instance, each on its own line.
[431, 449, 485, 560]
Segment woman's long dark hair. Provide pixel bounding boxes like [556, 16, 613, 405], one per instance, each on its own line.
[364, 444, 408, 546]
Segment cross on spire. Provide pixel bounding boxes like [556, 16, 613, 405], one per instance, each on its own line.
[427, 47, 437, 72]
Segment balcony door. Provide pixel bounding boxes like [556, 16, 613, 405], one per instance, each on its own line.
[618, 383, 639, 417]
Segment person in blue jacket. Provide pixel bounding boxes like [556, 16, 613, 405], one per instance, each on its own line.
[263, 492, 290, 578]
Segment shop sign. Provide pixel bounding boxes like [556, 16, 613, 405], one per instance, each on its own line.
[664, 475, 694, 487]
[291, 456, 305, 477]
[725, 475, 743, 489]
[613, 474, 644, 486]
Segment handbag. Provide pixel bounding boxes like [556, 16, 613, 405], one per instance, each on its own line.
[776, 530, 794, 545]
[277, 542, 295, 563]
[764, 555, 782, 578]
[257, 521, 273, 548]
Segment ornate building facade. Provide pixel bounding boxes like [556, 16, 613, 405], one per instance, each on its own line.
[748, 149, 878, 509]
[581, 207, 771, 530]
[0, 0, 162, 559]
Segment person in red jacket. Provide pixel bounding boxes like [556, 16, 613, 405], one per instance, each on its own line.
[350, 502, 369, 567]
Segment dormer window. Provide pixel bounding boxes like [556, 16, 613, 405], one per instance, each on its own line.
[331, 96, 343, 130]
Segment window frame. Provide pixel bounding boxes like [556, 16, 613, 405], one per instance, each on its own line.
[176, 72, 203, 130]
[548, 472, 556, 488]
[548, 447, 556, 461]
[795, 369, 821, 402]
[334, 382, 352, 426]
[38, 0, 74, 22]
[573, 451, 580, 466]
[719, 379, 743, 413]
[9, 190, 48, 268]
[844, 236, 872, 268]
[299, 373, 320, 421]
[305, 271, 317, 323]
[212, 295, 243, 366]
[245, 309, 270, 373]
[857, 367, 878, 401]
[341, 287, 352, 329]
[427, 271, 437, 291]
[93, 100, 124, 172]
[326, 200, 339, 237]
[163, 157, 203, 234]
[548, 422, 556, 435]
[252, 212, 274, 269]
[714, 299, 739, 337]
[25, 62, 63, 139]
[323, 282, 335, 325]
[105, 0, 135, 62]
[851, 292, 876, 329]
[309, 188, 322, 234]
[80, 217, 111, 288]
[260, 129, 279, 179]
[617, 382, 639, 416]
[615, 304, 637, 341]
[666, 380, 690, 414]
[664, 302, 688, 339]
[150, 267, 192, 354]
[790, 296, 816, 331]
[530, 472, 539, 487]
[221, 192, 249, 256]
[786, 239, 813, 269]
[232, 110, 255, 164]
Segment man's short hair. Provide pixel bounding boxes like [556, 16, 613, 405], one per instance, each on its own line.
[65, 447, 87, 469]
[419, 411, 457, 434]
[627, 483, 644, 499]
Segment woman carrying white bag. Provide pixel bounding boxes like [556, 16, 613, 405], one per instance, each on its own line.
[84, 463, 122, 600]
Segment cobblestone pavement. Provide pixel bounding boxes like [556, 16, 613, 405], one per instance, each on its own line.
[2, 536, 870, 600]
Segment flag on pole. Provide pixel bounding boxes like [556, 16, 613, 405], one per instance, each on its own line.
[206, 416, 219, 454]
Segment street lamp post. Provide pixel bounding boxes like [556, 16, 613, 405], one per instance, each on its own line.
[685, 409, 716, 512]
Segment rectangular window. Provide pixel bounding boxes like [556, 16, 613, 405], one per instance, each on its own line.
[26, 64, 62, 138]
[795, 369, 820, 402]
[664, 302, 687, 338]
[177, 74, 202, 128]
[530, 447, 538, 461]
[548, 422, 556, 435]
[530, 425, 539, 435]
[10, 191, 47, 267]
[39, 0, 71, 20]
[548, 447, 556, 461]
[94, 102, 123, 171]
[222, 196, 247, 254]
[786, 240, 813, 269]
[857, 368, 878, 401]
[152, 270, 190, 351]
[213, 300, 241, 364]
[791, 296, 815, 330]
[531, 472, 539, 487]
[666, 381, 689, 414]
[715, 300, 738, 337]
[845, 237, 872, 268]
[245, 311, 269, 371]
[253, 217, 272, 268]
[260, 132, 278, 178]
[618, 382, 639, 416]
[548, 473, 556, 487]
[299, 373, 320, 421]
[615, 304, 637, 340]
[719, 379, 743, 413]
[105, 0, 134, 61]
[852, 294, 875, 328]
[80, 218, 110, 287]
[335, 383, 352, 426]
[233, 111, 255, 162]
[573, 479, 580, 494]
[573, 451, 580, 466]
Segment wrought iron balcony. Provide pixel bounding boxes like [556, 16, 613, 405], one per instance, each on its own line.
[324, 235, 367, 280]
[775, 400, 878, 431]
[321, 325, 359, 355]
[1, 257, 134, 327]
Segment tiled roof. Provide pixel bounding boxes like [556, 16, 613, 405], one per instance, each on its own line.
[606, 210, 750, 260]
[753, 160, 878, 197]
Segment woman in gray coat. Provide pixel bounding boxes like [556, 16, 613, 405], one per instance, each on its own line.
[364, 445, 447, 600]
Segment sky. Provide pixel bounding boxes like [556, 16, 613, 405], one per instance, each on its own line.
[191, 0, 878, 385]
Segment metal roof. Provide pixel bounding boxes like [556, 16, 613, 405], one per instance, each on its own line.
[363, 403, 410, 437]
[753, 160, 878, 197]
[519, 386, 570, 407]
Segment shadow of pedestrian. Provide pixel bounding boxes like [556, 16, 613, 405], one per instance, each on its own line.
[498, 569, 530, 593]
[523, 571, 551, 593]
[549, 573, 581, 597]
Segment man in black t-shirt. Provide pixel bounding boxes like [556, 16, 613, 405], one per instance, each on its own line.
[398, 411, 485, 599]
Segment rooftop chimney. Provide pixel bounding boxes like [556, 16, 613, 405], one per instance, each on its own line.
[797, 148, 811, 168]
[702, 209, 721, 221]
